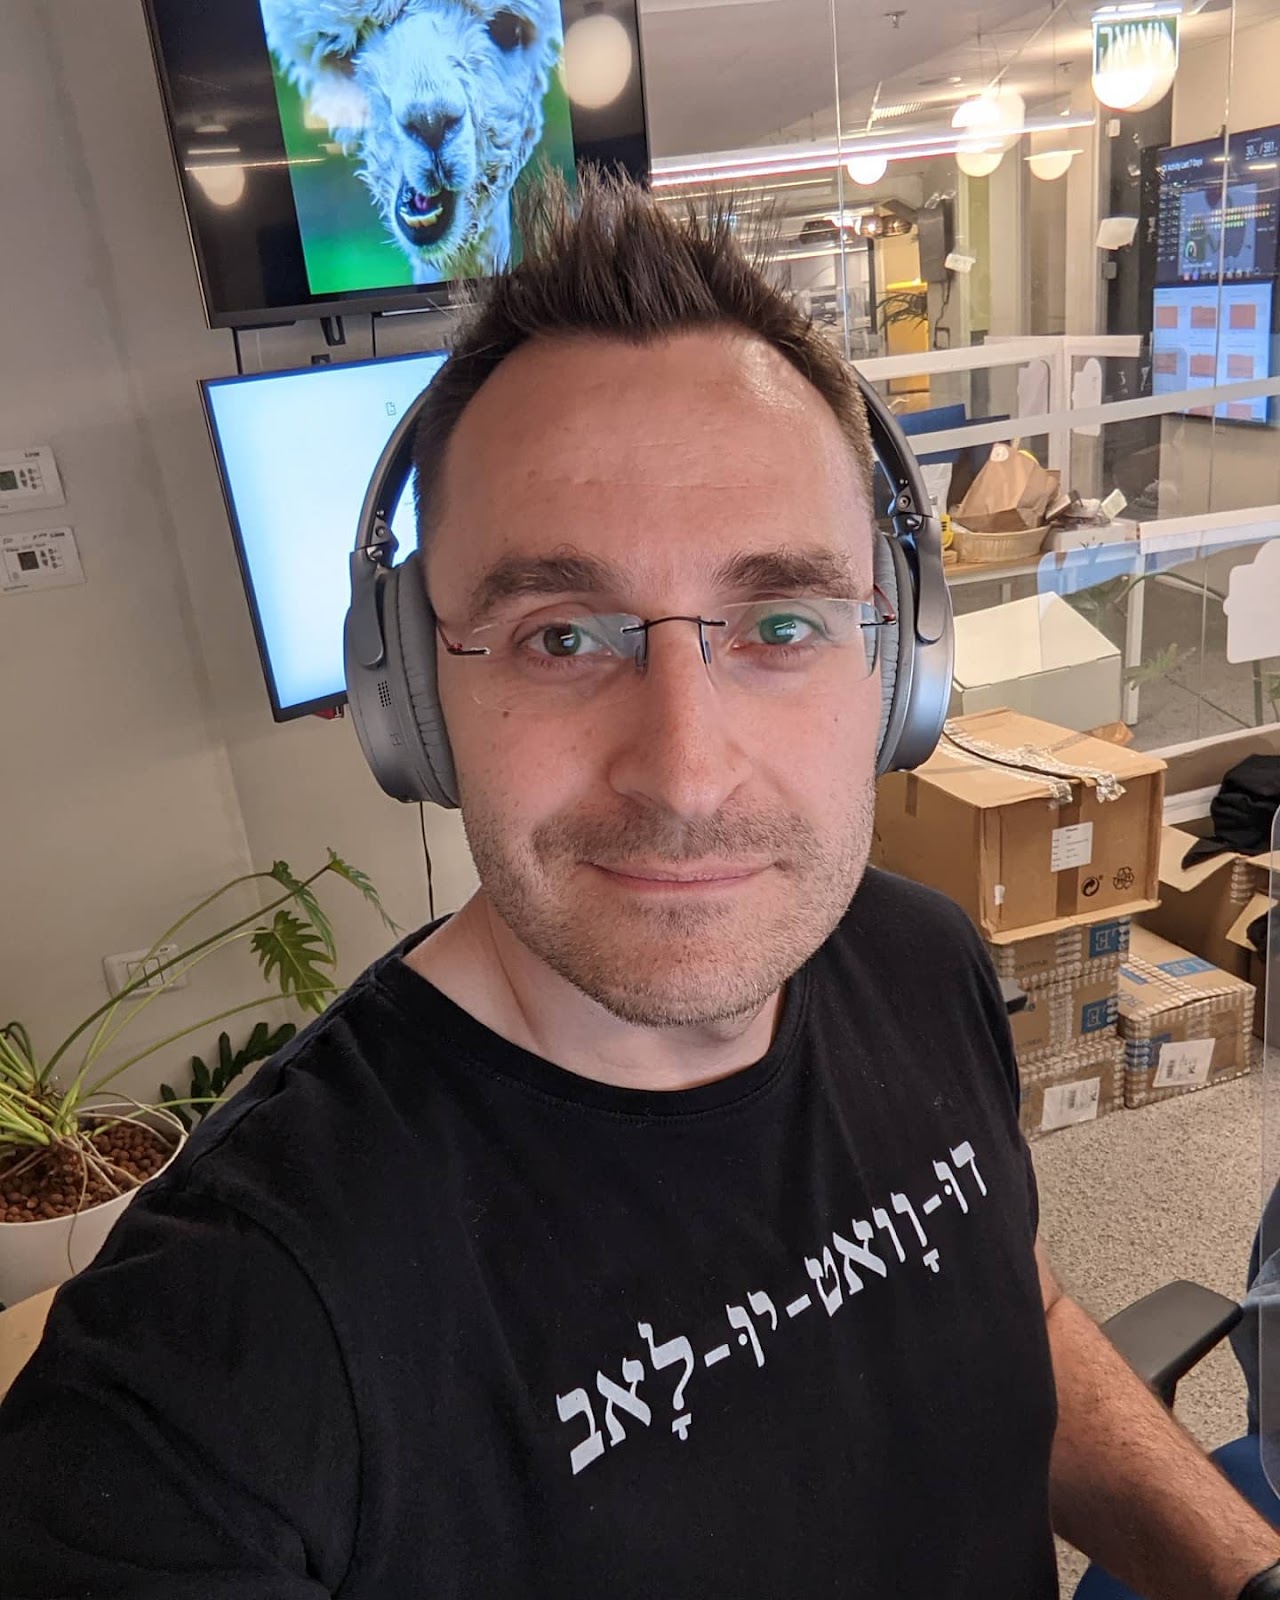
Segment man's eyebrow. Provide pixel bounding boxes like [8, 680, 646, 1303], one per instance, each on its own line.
[712, 547, 864, 599]
[465, 553, 627, 620]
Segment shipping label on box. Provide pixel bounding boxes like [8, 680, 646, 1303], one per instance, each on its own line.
[1041, 1076, 1102, 1131]
[1019, 1036, 1124, 1140]
[1118, 926, 1256, 1107]
[874, 709, 1165, 942]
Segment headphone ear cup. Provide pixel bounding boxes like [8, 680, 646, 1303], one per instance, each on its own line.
[385, 552, 459, 807]
[873, 533, 911, 777]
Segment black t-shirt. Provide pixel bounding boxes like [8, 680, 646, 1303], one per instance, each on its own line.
[0, 869, 1057, 1599]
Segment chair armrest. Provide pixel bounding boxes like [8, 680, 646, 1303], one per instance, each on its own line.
[1000, 977, 1028, 1016]
[1101, 1279, 1242, 1406]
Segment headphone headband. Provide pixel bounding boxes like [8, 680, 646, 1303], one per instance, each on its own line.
[344, 360, 954, 806]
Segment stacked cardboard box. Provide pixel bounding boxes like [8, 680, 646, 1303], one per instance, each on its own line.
[1143, 822, 1277, 1043]
[1017, 1036, 1127, 1141]
[872, 709, 1168, 1140]
[873, 709, 1165, 943]
[1118, 927, 1256, 1108]
[989, 919, 1129, 1140]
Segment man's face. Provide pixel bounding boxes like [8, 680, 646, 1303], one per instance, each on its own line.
[426, 329, 882, 1029]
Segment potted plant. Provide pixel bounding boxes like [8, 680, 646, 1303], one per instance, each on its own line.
[0, 851, 393, 1307]
[159, 1020, 299, 1133]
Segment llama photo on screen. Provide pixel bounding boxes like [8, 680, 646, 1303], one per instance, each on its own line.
[260, 0, 572, 294]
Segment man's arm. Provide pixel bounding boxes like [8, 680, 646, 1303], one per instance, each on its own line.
[0, 1185, 356, 1599]
[1040, 1241, 1280, 1600]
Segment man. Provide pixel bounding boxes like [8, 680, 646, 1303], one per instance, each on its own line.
[1, 177, 1277, 1600]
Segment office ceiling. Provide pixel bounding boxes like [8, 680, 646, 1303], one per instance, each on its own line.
[637, 0, 1241, 158]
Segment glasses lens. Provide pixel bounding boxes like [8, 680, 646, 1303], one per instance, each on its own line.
[714, 599, 882, 689]
[445, 599, 885, 713]
[450, 611, 642, 711]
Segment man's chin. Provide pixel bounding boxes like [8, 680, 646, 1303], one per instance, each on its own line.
[558, 965, 775, 1031]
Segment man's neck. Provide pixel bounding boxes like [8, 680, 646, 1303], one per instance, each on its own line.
[402, 893, 783, 1093]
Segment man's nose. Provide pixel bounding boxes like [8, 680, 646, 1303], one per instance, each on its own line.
[403, 104, 464, 153]
[604, 623, 752, 822]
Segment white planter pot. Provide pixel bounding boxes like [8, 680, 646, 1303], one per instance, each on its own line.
[0, 1106, 186, 1310]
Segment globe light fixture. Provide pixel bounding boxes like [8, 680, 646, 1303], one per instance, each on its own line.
[956, 146, 1005, 178]
[846, 153, 889, 185]
[190, 163, 246, 206]
[564, 10, 634, 110]
[1091, 14, 1179, 113]
[952, 87, 1026, 151]
[1027, 147, 1079, 180]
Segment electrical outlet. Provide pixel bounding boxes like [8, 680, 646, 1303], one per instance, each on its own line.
[102, 944, 186, 997]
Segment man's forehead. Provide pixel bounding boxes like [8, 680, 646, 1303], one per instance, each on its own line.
[427, 330, 873, 598]
[438, 329, 863, 498]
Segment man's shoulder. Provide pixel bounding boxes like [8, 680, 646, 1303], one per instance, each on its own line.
[164, 944, 445, 1246]
[838, 866, 986, 962]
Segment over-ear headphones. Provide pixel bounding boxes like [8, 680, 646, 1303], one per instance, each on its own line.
[344, 366, 954, 808]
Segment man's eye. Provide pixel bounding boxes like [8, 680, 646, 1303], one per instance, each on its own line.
[754, 613, 817, 646]
[525, 623, 602, 658]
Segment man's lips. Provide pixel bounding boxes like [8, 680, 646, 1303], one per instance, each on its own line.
[588, 862, 769, 887]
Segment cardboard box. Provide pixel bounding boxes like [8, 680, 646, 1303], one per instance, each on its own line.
[1118, 926, 1256, 1108]
[1009, 969, 1120, 1063]
[873, 709, 1165, 942]
[1227, 895, 1273, 1041]
[1141, 822, 1279, 982]
[988, 918, 1130, 988]
[1252, 952, 1271, 1044]
[1160, 729, 1280, 801]
[1018, 1037, 1125, 1140]
[950, 595, 1122, 733]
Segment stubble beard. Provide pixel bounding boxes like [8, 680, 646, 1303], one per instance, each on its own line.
[461, 781, 876, 1028]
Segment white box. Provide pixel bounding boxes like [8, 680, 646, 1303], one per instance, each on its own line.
[950, 592, 1122, 732]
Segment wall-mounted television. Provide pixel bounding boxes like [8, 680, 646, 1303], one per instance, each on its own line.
[1152, 125, 1280, 287]
[202, 350, 447, 719]
[1144, 123, 1280, 426]
[144, 0, 648, 328]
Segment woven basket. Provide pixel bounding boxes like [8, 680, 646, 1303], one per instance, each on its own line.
[953, 522, 1049, 564]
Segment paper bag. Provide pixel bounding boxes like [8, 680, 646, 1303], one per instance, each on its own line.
[955, 443, 1061, 534]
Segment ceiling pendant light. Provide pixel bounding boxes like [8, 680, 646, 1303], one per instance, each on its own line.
[846, 153, 889, 185]
[956, 146, 1005, 177]
[564, 6, 634, 110]
[1027, 147, 1078, 180]
[1091, 10, 1179, 113]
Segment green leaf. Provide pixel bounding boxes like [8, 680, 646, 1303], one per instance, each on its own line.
[191, 1053, 214, 1100]
[1125, 641, 1192, 689]
[270, 860, 337, 962]
[326, 849, 399, 933]
[267, 1023, 297, 1053]
[158, 1084, 192, 1132]
[251, 911, 337, 1016]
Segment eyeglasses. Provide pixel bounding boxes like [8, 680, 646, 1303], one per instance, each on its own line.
[436, 592, 896, 714]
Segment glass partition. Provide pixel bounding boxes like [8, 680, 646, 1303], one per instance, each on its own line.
[639, 0, 1280, 761]
[1259, 810, 1278, 1492]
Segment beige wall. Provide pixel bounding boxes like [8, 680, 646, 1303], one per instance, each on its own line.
[0, 2, 477, 1107]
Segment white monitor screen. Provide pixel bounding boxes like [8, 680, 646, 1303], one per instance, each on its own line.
[1151, 281, 1275, 425]
[203, 350, 447, 717]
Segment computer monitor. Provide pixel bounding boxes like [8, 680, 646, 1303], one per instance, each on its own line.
[1153, 126, 1280, 288]
[202, 350, 447, 719]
